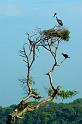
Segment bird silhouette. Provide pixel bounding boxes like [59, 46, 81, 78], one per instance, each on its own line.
[56, 16, 63, 26]
[62, 53, 70, 59]
[53, 13, 63, 26]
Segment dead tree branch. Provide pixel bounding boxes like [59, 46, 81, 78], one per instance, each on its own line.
[6, 25, 72, 124]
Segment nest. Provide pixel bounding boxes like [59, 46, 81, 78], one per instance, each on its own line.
[42, 28, 70, 41]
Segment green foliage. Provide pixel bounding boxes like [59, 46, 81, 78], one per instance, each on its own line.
[48, 88, 54, 97]
[58, 28, 70, 41]
[59, 90, 78, 99]
[26, 100, 39, 106]
[31, 88, 39, 96]
[48, 88, 78, 100]
[1, 98, 82, 124]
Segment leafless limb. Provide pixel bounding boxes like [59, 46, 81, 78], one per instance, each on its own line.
[6, 26, 70, 124]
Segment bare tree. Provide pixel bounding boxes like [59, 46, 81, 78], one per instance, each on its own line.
[6, 19, 78, 124]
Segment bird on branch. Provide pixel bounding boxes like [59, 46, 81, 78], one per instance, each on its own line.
[53, 13, 63, 26]
[56, 16, 63, 26]
[62, 53, 70, 59]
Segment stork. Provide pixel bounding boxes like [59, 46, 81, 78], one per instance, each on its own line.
[53, 13, 63, 26]
[56, 16, 63, 26]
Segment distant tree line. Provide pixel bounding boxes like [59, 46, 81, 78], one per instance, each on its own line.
[0, 98, 82, 124]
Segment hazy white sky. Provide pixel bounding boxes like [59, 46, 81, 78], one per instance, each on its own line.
[0, 0, 82, 106]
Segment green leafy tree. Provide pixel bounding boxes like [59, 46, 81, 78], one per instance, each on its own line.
[1, 99, 82, 123]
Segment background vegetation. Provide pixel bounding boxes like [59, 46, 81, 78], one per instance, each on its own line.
[0, 98, 82, 124]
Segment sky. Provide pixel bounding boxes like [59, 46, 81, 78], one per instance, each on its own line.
[0, 0, 82, 106]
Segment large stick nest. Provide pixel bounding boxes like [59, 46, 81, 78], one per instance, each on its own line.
[42, 28, 70, 41]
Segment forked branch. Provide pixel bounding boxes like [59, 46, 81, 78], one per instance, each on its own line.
[6, 25, 77, 124]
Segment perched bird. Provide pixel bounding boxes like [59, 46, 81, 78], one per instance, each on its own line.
[56, 16, 63, 26]
[53, 13, 63, 26]
[62, 53, 70, 59]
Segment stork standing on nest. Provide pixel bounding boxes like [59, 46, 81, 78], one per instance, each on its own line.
[53, 13, 63, 26]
